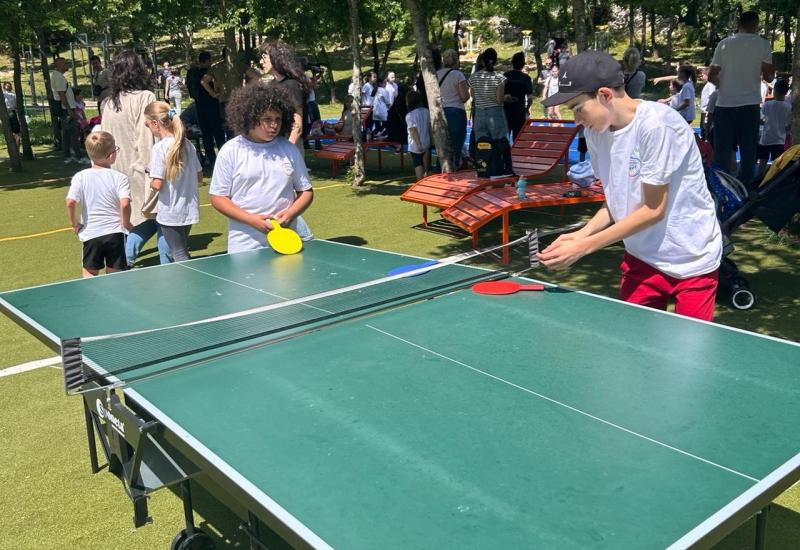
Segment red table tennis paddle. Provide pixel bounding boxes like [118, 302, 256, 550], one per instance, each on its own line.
[472, 281, 546, 295]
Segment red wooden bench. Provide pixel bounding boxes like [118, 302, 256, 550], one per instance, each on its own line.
[401, 119, 580, 224]
[442, 181, 605, 264]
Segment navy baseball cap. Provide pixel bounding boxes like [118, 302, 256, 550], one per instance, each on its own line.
[542, 50, 625, 107]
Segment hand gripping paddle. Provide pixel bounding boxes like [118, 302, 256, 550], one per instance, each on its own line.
[267, 219, 303, 255]
[471, 281, 545, 295]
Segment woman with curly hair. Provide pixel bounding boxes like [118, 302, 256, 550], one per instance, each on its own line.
[101, 50, 171, 266]
[259, 40, 308, 148]
[209, 83, 313, 253]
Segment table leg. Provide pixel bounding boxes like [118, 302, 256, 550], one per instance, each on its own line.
[83, 398, 100, 474]
[332, 160, 338, 178]
[378, 149, 383, 170]
[400, 150, 404, 168]
[422, 205, 428, 226]
[755, 506, 769, 550]
[502, 212, 510, 264]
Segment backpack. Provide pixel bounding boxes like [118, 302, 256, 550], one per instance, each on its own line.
[475, 137, 514, 178]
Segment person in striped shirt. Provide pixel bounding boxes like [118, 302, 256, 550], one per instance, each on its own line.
[467, 48, 508, 141]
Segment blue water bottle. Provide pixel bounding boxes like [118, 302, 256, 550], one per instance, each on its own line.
[516, 176, 527, 200]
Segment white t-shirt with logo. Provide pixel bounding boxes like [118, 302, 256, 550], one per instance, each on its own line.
[585, 101, 722, 278]
[148, 137, 202, 226]
[50, 70, 76, 109]
[405, 107, 431, 154]
[210, 135, 313, 254]
[66, 168, 131, 242]
[711, 33, 772, 107]
[760, 99, 791, 146]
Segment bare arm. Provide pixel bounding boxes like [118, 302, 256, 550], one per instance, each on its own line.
[495, 82, 505, 105]
[651, 75, 676, 85]
[201, 74, 218, 99]
[288, 113, 303, 144]
[150, 177, 164, 191]
[457, 79, 470, 103]
[408, 127, 421, 148]
[66, 198, 81, 233]
[274, 189, 314, 226]
[211, 195, 273, 233]
[120, 198, 133, 230]
[539, 184, 668, 269]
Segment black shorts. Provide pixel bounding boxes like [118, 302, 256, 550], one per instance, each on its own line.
[411, 152, 426, 168]
[82, 233, 127, 271]
[757, 144, 785, 161]
[577, 137, 587, 153]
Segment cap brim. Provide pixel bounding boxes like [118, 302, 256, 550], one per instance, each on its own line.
[542, 91, 583, 107]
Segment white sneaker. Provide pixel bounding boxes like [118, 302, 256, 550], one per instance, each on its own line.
[63, 157, 76, 164]
[79, 157, 91, 165]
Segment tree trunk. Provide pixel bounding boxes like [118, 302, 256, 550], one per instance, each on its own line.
[36, 27, 60, 149]
[665, 16, 679, 62]
[783, 14, 792, 71]
[705, 10, 716, 64]
[453, 14, 462, 51]
[181, 27, 194, 66]
[0, 95, 23, 171]
[640, 7, 647, 52]
[650, 12, 657, 57]
[318, 45, 337, 105]
[381, 30, 397, 78]
[791, 3, 800, 146]
[572, 0, 588, 53]
[628, 2, 635, 46]
[404, 0, 453, 173]
[347, 0, 366, 187]
[11, 37, 34, 160]
[371, 31, 380, 76]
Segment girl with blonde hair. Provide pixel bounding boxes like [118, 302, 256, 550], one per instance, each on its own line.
[144, 101, 203, 261]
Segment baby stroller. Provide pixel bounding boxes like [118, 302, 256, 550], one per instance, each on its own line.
[706, 145, 800, 310]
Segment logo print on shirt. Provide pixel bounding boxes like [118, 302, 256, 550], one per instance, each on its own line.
[629, 154, 641, 178]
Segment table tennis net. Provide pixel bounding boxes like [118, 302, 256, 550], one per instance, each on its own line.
[60, 261, 501, 393]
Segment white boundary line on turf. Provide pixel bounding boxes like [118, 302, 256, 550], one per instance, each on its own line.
[0, 356, 61, 378]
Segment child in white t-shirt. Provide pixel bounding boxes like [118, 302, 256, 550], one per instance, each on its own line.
[210, 82, 314, 254]
[371, 81, 392, 139]
[404, 90, 431, 180]
[144, 101, 203, 262]
[757, 79, 791, 174]
[66, 131, 133, 278]
[539, 51, 722, 321]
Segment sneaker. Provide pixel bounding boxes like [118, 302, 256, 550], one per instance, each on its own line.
[63, 156, 77, 164]
[79, 157, 91, 165]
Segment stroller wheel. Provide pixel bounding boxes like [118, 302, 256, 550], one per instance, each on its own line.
[731, 288, 755, 310]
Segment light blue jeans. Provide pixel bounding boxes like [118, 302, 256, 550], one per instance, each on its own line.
[126, 219, 172, 267]
[473, 106, 509, 141]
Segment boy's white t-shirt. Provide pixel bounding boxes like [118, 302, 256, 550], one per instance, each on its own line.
[405, 108, 431, 153]
[209, 135, 313, 253]
[148, 137, 202, 226]
[585, 101, 722, 279]
[66, 168, 131, 242]
[760, 99, 791, 146]
[700, 82, 716, 113]
[711, 33, 772, 107]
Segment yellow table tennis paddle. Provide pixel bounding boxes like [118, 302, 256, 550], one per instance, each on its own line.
[267, 219, 303, 255]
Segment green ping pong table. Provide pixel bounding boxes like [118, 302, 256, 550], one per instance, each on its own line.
[2, 239, 799, 549]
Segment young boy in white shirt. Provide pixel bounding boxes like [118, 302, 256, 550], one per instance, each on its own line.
[757, 79, 791, 175]
[66, 131, 133, 278]
[539, 51, 723, 321]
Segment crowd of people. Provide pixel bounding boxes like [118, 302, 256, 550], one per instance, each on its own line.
[49, 17, 794, 324]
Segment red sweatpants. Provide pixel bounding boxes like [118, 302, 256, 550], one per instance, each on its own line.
[619, 253, 719, 321]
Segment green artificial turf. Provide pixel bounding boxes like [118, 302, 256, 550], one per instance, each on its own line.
[1, 142, 798, 549]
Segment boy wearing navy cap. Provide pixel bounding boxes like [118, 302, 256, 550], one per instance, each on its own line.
[538, 51, 722, 321]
